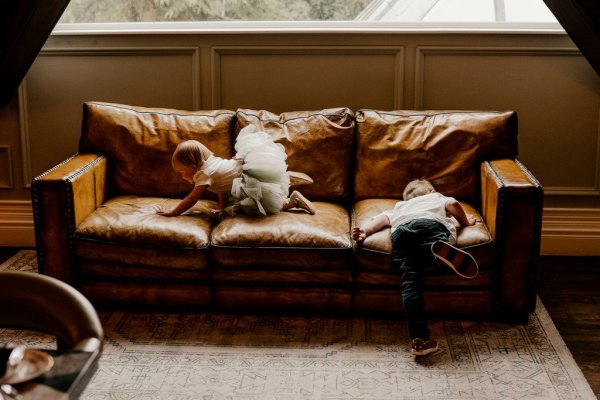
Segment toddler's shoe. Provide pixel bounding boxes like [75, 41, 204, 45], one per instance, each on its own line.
[431, 241, 479, 279]
[411, 338, 439, 356]
[290, 190, 316, 214]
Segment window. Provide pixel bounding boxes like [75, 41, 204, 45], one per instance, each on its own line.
[357, 0, 558, 22]
[58, 0, 372, 22]
[56, 0, 560, 29]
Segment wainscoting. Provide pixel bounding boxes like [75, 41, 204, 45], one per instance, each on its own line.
[541, 208, 600, 255]
[0, 201, 35, 247]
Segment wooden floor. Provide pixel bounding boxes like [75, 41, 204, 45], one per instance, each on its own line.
[1, 247, 599, 397]
[537, 256, 600, 397]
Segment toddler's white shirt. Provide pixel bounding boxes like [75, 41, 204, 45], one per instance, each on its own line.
[193, 155, 243, 193]
[378, 192, 458, 244]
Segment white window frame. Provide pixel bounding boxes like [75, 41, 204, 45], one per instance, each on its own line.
[52, 21, 565, 35]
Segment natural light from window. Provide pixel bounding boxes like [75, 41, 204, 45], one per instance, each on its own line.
[56, 0, 560, 29]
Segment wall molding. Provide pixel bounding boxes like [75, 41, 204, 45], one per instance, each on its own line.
[0, 201, 35, 247]
[18, 82, 32, 189]
[1, 201, 598, 256]
[210, 46, 404, 109]
[541, 207, 600, 256]
[17, 46, 201, 186]
[0, 145, 13, 189]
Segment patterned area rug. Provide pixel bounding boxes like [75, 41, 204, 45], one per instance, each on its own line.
[0, 250, 596, 400]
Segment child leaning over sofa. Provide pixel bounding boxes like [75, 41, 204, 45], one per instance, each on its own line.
[157, 125, 315, 217]
[352, 179, 479, 356]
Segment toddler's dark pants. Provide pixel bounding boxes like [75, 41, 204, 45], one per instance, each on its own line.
[391, 218, 450, 340]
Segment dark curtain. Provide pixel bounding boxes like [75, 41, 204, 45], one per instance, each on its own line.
[0, 0, 71, 108]
[543, 0, 600, 77]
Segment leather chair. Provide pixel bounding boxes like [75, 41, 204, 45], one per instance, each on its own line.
[0, 271, 103, 352]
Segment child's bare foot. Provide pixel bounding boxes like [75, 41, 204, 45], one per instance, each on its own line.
[287, 190, 316, 214]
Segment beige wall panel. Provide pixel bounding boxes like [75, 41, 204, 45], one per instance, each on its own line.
[23, 49, 199, 181]
[0, 146, 13, 188]
[0, 96, 27, 198]
[417, 48, 600, 195]
[215, 48, 402, 112]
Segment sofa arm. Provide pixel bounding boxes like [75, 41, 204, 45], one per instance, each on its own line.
[32, 153, 108, 283]
[481, 159, 543, 320]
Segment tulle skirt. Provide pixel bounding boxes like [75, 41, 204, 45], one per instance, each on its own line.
[227, 126, 290, 216]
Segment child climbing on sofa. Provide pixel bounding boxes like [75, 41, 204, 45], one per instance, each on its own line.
[352, 179, 478, 356]
[157, 126, 315, 218]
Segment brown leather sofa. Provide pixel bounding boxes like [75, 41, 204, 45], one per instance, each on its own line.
[32, 102, 543, 321]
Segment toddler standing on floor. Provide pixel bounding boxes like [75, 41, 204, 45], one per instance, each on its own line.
[352, 179, 479, 356]
[157, 126, 315, 217]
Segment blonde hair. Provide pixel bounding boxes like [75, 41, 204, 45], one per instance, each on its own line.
[172, 140, 213, 169]
[403, 179, 435, 200]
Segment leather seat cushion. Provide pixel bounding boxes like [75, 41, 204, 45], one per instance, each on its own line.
[75, 196, 216, 270]
[352, 199, 494, 278]
[211, 202, 353, 270]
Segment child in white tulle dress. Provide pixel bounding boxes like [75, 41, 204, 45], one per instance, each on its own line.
[157, 126, 315, 217]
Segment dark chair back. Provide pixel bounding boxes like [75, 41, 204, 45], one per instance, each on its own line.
[0, 271, 103, 352]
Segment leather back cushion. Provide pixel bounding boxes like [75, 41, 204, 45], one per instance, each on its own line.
[235, 108, 355, 202]
[80, 102, 235, 197]
[354, 110, 518, 201]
